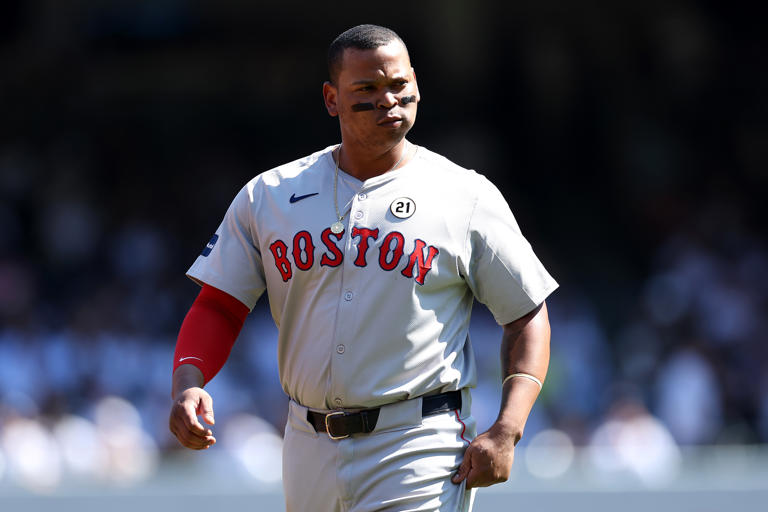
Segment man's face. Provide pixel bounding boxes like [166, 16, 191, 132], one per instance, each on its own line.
[323, 40, 420, 151]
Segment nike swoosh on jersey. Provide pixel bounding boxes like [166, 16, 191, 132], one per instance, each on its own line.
[178, 356, 204, 363]
[290, 192, 319, 203]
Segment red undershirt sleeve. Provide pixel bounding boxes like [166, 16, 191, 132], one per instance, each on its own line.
[173, 284, 250, 385]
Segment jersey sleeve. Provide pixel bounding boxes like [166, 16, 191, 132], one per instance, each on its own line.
[464, 175, 558, 325]
[186, 183, 266, 310]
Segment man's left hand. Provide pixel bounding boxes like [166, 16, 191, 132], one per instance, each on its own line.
[451, 423, 517, 489]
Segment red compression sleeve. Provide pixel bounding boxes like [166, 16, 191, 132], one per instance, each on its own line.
[173, 284, 249, 385]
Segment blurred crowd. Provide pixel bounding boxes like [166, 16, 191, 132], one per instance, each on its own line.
[1, 0, 766, 492]
[0, 141, 766, 491]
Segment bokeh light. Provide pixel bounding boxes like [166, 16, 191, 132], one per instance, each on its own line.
[525, 429, 575, 479]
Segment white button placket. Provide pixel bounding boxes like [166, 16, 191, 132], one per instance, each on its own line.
[328, 185, 369, 409]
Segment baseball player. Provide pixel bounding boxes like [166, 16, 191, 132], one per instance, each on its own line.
[169, 24, 557, 512]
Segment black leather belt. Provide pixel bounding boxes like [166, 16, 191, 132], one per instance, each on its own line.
[307, 390, 462, 440]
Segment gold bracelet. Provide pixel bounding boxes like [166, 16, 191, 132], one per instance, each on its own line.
[502, 372, 543, 390]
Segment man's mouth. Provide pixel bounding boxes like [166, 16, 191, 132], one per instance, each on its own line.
[378, 116, 403, 126]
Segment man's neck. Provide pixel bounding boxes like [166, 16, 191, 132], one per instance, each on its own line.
[336, 139, 410, 181]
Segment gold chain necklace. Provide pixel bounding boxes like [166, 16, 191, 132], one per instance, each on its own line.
[330, 142, 409, 234]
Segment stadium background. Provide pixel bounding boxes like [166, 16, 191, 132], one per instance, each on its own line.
[0, 1, 766, 510]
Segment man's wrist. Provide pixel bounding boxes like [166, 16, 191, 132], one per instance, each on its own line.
[171, 364, 205, 399]
[491, 417, 524, 446]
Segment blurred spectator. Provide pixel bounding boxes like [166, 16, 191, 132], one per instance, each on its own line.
[588, 397, 681, 488]
[654, 348, 722, 444]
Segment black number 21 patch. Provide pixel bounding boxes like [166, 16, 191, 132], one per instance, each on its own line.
[390, 197, 416, 219]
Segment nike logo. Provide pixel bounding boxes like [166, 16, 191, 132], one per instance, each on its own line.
[178, 356, 204, 363]
[290, 192, 319, 203]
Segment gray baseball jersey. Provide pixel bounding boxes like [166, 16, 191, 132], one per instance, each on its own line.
[187, 144, 558, 410]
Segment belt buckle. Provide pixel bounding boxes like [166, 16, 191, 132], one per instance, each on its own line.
[324, 411, 349, 440]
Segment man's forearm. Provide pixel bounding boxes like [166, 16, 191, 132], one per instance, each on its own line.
[495, 301, 551, 443]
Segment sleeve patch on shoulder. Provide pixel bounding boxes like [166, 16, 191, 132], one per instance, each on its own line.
[201, 234, 219, 257]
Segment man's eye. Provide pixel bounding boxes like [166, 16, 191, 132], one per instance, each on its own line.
[358, 86, 374, 92]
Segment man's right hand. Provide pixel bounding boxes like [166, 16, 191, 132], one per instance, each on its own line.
[169, 365, 216, 450]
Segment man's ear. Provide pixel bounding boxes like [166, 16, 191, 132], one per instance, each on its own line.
[323, 81, 339, 117]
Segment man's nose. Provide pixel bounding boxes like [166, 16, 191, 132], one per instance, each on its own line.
[377, 92, 398, 109]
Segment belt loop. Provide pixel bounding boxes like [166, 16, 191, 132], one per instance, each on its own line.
[460, 388, 471, 418]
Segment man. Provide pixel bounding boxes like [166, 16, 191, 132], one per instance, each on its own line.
[169, 24, 557, 512]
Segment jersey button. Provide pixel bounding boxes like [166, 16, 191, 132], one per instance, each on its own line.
[358, 193, 367, 201]
[334, 398, 343, 407]
[336, 344, 345, 354]
[344, 291, 353, 301]
[353, 211, 364, 220]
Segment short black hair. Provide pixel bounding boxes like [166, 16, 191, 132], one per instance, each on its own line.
[327, 24, 407, 84]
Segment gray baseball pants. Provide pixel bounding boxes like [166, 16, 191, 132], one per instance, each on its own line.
[282, 388, 476, 512]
